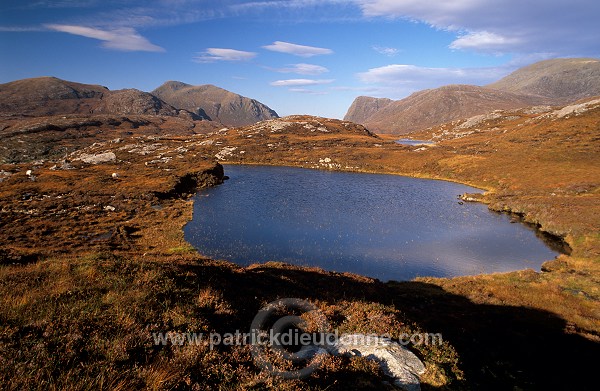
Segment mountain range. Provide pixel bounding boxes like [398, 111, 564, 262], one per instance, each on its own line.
[345, 58, 600, 134]
[0, 77, 278, 127]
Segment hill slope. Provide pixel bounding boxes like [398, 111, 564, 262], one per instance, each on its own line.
[487, 58, 600, 103]
[152, 81, 279, 127]
[344, 96, 392, 124]
[93, 88, 181, 117]
[0, 77, 200, 119]
[345, 57, 600, 134]
[0, 77, 109, 116]
[355, 85, 547, 134]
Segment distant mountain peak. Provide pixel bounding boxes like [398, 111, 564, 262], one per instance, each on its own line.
[0, 77, 276, 124]
[487, 57, 600, 103]
[152, 81, 278, 127]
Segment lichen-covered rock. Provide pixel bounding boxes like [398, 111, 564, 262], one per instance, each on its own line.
[329, 334, 426, 391]
[77, 152, 116, 164]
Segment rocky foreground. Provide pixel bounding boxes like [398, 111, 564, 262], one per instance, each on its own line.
[0, 103, 599, 389]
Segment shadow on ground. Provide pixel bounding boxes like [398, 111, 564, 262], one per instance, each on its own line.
[182, 260, 599, 390]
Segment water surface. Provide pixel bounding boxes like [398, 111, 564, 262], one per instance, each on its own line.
[184, 165, 558, 281]
[395, 139, 435, 146]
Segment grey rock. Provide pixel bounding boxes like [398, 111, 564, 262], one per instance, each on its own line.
[328, 334, 426, 391]
[77, 152, 116, 164]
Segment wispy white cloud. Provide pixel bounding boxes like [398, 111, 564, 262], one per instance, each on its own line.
[263, 41, 333, 57]
[372, 45, 399, 56]
[272, 63, 329, 75]
[270, 78, 335, 87]
[193, 48, 257, 63]
[355, 0, 600, 55]
[0, 26, 46, 32]
[450, 31, 521, 51]
[288, 88, 329, 95]
[45, 24, 164, 52]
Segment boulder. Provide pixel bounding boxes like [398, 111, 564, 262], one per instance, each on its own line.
[328, 334, 426, 391]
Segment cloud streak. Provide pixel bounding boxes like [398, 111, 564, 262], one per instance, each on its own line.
[270, 79, 334, 87]
[45, 24, 164, 52]
[193, 48, 257, 63]
[372, 45, 399, 56]
[263, 41, 333, 57]
[272, 63, 329, 75]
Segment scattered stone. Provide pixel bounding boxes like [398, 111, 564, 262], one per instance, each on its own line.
[328, 334, 426, 391]
[0, 170, 12, 182]
[551, 98, 600, 118]
[104, 205, 116, 212]
[77, 152, 116, 164]
[215, 146, 237, 160]
[111, 172, 119, 179]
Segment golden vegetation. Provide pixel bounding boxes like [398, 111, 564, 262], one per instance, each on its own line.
[0, 106, 599, 389]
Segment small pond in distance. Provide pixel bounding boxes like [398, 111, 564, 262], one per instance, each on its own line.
[395, 139, 436, 146]
[184, 165, 559, 281]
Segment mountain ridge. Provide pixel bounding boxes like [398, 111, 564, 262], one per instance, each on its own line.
[0, 77, 277, 126]
[152, 81, 279, 127]
[344, 58, 600, 134]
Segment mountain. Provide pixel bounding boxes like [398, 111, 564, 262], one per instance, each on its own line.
[345, 57, 600, 134]
[0, 77, 109, 116]
[0, 77, 274, 123]
[344, 96, 392, 124]
[351, 85, 547, 134]
[152, 81, 279, 127]
[93, 88, 181, 117]
[487, 58, 600, 103]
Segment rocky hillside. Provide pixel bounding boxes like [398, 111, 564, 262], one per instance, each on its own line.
[353, 85, 546, 134]
[487, 58, 600, 103]
[152, 81, 279, 127]
[92, 89, 182, 117]
[0, 77, 109, 116]
[346, 57, 600, 134]
[0, 77, 201, 120]
[344, 96, 392, 124]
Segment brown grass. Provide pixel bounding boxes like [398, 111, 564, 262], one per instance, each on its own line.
[0, 110, 599, 389]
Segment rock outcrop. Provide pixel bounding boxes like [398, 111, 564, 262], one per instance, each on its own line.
[329, 334, 426, 391]
[344, 96, 393, 124]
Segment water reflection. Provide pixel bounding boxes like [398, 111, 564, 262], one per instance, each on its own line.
[184, 165, 559, 281]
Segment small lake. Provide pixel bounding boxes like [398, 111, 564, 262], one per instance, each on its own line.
[184, 165, 559, 281]
[395, 139, 435, 146]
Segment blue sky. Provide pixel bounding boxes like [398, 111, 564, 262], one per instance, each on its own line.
[1, 1, 599, 118]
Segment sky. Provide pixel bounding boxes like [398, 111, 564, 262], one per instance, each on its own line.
[1, 1, 599, 119]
